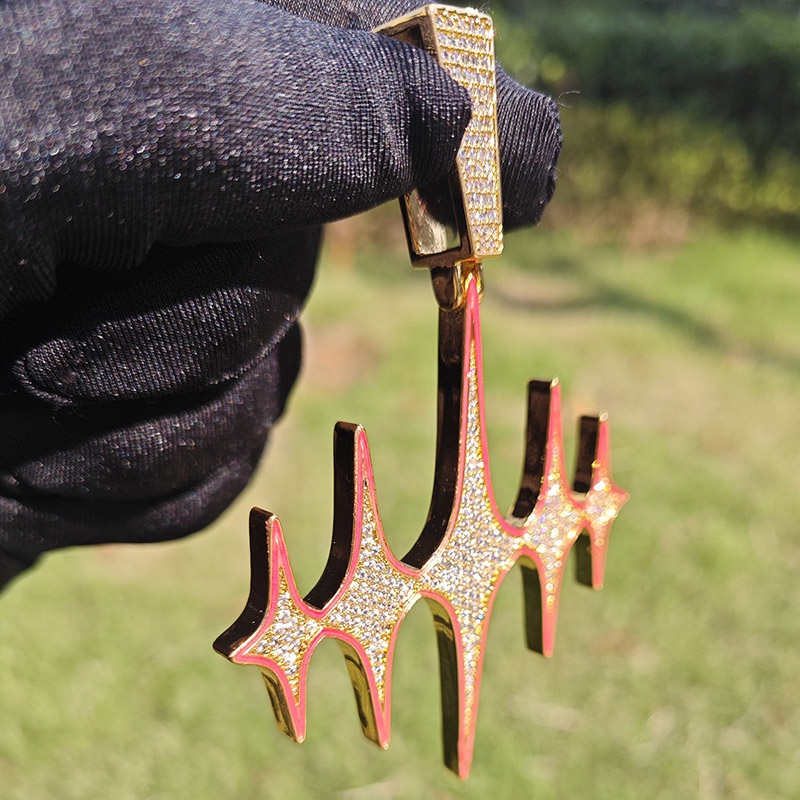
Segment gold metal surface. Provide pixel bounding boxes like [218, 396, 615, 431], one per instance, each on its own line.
[377, 5, 503, 278]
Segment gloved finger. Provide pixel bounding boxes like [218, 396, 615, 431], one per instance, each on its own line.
[7, 229, 319, 407]
[0, 226, 317, 567]
[265, 0, 562, 231]
[496, 70, 561, 230]
[0, 317, 302, 562]
[0, 548, 35, 591]
[1, 0, 471, 316]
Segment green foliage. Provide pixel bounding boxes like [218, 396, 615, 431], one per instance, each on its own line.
[555, 103, 800, 230]
[493, 0, 800, 21]
[492, 3, 800, 232]
[497, 6, 800, 160]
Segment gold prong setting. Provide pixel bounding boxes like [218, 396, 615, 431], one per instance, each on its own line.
[431, 7, 503, 258]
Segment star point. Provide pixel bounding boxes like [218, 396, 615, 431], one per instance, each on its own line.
[215, 278, 628, 777]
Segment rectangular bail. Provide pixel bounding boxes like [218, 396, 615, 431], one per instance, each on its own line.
[376, 5, 504, 270]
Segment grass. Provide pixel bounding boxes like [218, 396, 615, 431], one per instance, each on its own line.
[1, 216, 799, 799]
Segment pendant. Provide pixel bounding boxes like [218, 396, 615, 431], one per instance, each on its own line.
[214, 5, 628, 779]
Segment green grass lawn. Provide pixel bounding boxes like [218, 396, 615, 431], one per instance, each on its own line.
[1, 217, 799, 799]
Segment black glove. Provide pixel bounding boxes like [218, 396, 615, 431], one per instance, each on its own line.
[264, 0, 562, 230]
[0, 0, 561, 589]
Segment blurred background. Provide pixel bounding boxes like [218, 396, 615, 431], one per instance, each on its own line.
[1, 1, 799, 798]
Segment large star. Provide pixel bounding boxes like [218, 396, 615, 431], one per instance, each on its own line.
[215, 278, 628, 778]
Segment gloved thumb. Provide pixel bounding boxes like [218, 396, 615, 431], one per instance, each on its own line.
[0, 1, 473, 316]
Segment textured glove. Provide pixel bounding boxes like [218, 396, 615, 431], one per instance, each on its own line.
[0, 0, 561, 589]
[265, 0, 562, 230]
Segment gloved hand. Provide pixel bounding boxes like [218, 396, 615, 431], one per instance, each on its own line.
[264, 0, 562, 230]
[0, 0, 562, 589]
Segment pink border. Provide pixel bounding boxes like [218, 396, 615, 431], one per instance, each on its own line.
[226, 277, 628, 777]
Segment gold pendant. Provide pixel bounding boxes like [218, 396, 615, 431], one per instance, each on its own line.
[214, 5, 628, 778]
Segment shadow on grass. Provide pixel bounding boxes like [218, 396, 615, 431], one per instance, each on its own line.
[495, 257, 800, 378]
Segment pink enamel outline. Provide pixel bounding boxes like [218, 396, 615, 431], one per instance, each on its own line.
[232, 434, 421, 748]
[227, 278, 627, 778]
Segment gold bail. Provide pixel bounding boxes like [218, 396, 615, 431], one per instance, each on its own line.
[376, 4, 503, 306]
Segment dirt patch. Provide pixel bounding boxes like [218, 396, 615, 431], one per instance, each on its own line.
[303, 323, 379, 391]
